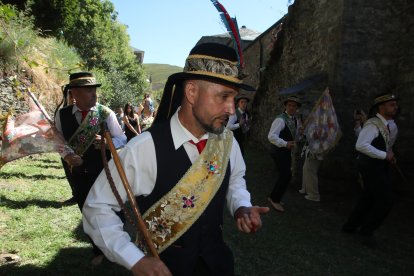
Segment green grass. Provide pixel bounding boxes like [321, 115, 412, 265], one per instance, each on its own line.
[1, 149, 414, 275]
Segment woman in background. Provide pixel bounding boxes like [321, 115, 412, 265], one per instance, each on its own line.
[140, 98, 154, 131]
[123, 103, 141, 142]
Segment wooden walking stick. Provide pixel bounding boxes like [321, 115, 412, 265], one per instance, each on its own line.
[393, 163, 411, 187]
[100, 124, 159, 259]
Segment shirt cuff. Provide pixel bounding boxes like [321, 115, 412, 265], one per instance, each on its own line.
[117, 242, 146, 270]
[233, 200, 253, 216]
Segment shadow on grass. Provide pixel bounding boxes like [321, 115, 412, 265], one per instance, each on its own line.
[35, 163, 64, 170]
[0, 195, 66, 209]
[223, 145, 414, 276]
[0, 247, 130, 276]
[0, 171, 65, 180]
[27, 156, 59, 164]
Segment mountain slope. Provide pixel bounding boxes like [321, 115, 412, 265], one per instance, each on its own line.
[143, 63, 182, 91]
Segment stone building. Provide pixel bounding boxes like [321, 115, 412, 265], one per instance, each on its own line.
[246, 0, 413, 192]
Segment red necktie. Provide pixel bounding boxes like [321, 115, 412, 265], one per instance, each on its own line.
[189, 139, 208, 153]
[81, 110, 89, 122]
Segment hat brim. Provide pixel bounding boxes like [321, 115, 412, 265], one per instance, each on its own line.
[372, 98, 398, 107]
[68, 84, 102, 88]
[283, 100, 302, 107]
[236, 96, 251, 103]
[168, 72, 255, 92]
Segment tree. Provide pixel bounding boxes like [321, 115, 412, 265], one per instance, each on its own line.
[4, 0, 148, 108]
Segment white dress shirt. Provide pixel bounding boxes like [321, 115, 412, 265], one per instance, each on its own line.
[388, 119, 398, 147]
[268, 113, 298, 148]
[54, 104, 126, 157]
[226, 108, 246, 131]
[82, 108, 252, 270]
[355, 113, 394, 160]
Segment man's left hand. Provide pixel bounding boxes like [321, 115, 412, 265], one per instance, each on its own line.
[94, 134, 104, 149]
[234, 206, 270, 233]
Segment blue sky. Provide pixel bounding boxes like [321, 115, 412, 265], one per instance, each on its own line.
[111, 1, 289, 67]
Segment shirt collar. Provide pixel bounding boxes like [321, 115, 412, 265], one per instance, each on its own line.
[71, 104, 97, 114]
[284, 111, 295, 119]
[237, 107, 245, 114]
[170, 107, 208, 150]
[376, 113, 388, 126]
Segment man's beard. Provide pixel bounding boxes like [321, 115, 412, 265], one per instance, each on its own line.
[193, 109, 227, 135]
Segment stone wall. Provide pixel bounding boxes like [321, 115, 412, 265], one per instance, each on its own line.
[0, 76, 30, 117]
[243, 19, 284, 92]
[394, 0, 414, 180]
[249, 0, 413, 191]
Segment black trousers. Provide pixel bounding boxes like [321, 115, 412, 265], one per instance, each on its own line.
[270, 150, 292, 203]
[343, 164, 393, 236]
[62, 162, 104, 256]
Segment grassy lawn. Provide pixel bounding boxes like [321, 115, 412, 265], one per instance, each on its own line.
[1, 149, 413, 275]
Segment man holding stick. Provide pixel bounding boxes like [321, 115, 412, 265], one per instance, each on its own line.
[342, 93, 399, 247]
[83, 43, 269, 275]
[54, 72, 126, 264]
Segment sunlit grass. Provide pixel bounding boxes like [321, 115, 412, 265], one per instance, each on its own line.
[1, 150, 413, 275]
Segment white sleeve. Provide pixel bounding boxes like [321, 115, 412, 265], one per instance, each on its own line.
[268, 118, 288, 148]
[106, 111, 127, 148]
[82, 132, 157, 270]
[226, 138, 252, 216]
[355, 124, 387, 159]
[226, 114, 240, 131]
[354, 125, 362, 137]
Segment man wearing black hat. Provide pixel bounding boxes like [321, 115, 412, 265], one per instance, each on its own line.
[226, 95, 251, 156]
[54, 72, 126, 264]
[267, 96, 301, 212]
[342, 93, 398, 247]
[83, 43, 269, 276]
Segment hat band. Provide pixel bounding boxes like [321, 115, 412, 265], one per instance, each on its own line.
[374, 94, 396, 105]
[184, 54, 242, 84]
[69, 77, 98, 86]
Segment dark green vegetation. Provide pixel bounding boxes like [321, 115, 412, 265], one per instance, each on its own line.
[1, 147, 413, 275]
[0, 0, 148, 109]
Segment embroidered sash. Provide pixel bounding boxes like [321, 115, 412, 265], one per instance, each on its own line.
[364, 116, 390, 150]
[68, 104, 111, 156]
[278, 113, 297, 139]
[139, 129, 233, 253]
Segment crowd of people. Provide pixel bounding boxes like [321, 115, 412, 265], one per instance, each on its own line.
[53, 41, 400, 275]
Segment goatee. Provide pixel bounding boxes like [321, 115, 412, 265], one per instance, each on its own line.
[193, 110, 227, 135]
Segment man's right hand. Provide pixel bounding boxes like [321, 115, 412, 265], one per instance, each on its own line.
[64, 153, 83, 167]
[386, 151, 395, 162]
[286, 141, 295, 149]
[131, 256, 172, 276]
[386, 151, 396, 164]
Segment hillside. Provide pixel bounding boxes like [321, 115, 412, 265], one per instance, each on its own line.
[143, 63, 182, 91]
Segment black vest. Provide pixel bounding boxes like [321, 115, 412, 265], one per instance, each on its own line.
[138, 121, 234, 275]
[357, 133, 388, 170]
[270, 120, 294, 157]
[59, 106, 110, 179]
[233, 110, 249, 141]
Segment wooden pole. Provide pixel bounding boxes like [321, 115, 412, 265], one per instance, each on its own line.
[102, 128, 159, 259]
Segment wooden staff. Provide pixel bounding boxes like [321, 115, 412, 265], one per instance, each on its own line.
[101, 125, 159, 259]
[394, 163, 411, 187]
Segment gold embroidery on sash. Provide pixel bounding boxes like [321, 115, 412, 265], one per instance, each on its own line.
[68, 104, 110, 156]
[365, 117, 390, 150]
[139, 129, 233, 254]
